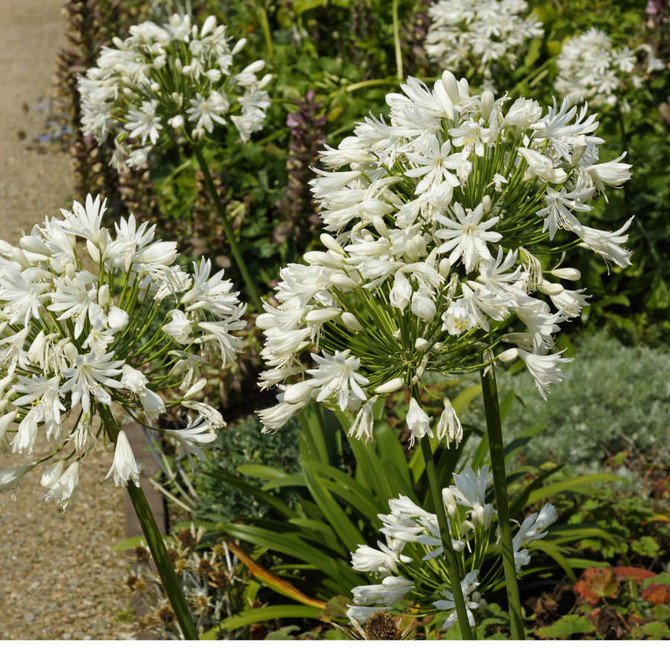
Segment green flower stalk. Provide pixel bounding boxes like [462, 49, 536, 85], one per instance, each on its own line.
[0, 194, 247, 639]
[256, 70, 632, 636]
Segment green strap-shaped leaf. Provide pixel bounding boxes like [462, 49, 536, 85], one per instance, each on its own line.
[204, 469, 294, 519]
[201, 605, 323, 638]
[306, 461, 384, 526]
[526, 473, 621, 505]
[302, 462, 366, 552]
[373, 421, 413, 491]
[530, 539, 577, 581]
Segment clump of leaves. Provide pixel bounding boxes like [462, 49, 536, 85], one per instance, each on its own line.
[193, 415, 302, 523]
[536, 567, 670, 639]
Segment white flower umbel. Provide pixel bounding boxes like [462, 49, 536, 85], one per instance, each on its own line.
[79, 13, 271, 171]
[257, 71, 632, 445]
[425, 0, 543, 84]
[0, 195, 246, 507]
[555, 28, 641, 110]
[345, 464, 557, 627]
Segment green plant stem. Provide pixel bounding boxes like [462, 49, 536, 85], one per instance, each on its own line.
[126, 484, 198, 640]
[100, 410, 198, 640]
[392, 0, 403, 82]
[414, 402, 473, 639]
[192, 143, 263, 312]
[479, 364, 525, 640]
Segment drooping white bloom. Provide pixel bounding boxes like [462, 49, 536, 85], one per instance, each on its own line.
[106, 430, 141, 487]
[43, 461, 80, 509]
[406, 398, 433, 446]
[513, 503, 559, 571]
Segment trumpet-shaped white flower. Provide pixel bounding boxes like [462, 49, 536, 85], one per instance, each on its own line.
[106, 430, 141, 487]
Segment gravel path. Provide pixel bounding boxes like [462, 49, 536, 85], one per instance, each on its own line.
[0, 0, 136, 640]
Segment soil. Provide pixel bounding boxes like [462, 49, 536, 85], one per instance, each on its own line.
[0, 0, 136, 640]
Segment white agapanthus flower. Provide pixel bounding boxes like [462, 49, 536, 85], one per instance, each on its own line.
[0, 195, 246, 507]
[555, 28, 642, 110]
[79, 13, 271, 171]
[425, 0, 543, 84]
[257, 71, 632, 446]
[346, 465, 557, 627]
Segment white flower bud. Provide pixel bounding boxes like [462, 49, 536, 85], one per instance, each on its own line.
[304, 307, 341, 325]
[374, 378, 404, 394]
[497, 348, 519, 363]
[108, 306, 129, 330]
[330, 273, 358, 289]
[341, 312, 363, 331]
[98, 285, 110, 307]
[551, 267, 581, 281]
[411, 293, 436, 321]
[438, 258, 451, 278]
[538, 280, 564, 295]
[415, 338, 430, 352]
[481, 90, 495, 119]
[283, 380, 315, 404]
[320, 233, 345, 255]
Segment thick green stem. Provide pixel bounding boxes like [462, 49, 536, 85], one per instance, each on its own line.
[392, 0, 403, 82]
[126, 484, 198, 640]
[100, 411, 198, 640]
[415, 419, 473, 639]
[480, 364, 525, 640]
[192, 144, 263, 312]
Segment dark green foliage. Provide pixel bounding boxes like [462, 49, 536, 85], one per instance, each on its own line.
[193, 415, 302, 522]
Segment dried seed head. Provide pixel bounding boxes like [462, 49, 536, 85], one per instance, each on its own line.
[364, 611, 401, 640]
[134, 545, 150, 563]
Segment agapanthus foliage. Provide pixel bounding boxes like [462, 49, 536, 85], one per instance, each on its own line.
[257, 71, 632, 444]
[555, 28, 654, 110]
[0, 195, 246, 508]
[79, 13, 271, 171]
[425, 0, 543, 83]
[346, 465, 557, 629]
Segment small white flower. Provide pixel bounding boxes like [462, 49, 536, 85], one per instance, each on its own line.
[406, 398, 433, 446]
[43, 461, 80, 509]
[106, 430, 141, 487]
[436, 398, 463, 446]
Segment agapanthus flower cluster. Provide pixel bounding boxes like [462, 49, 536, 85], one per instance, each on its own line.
[79, 13, 271, 171]
[346, 465, 557, 629]
[556, 29, 647, 109]
[257, 70, 632, 444]
[425, 0, 543, 83]
[0, 195, 246, 508]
